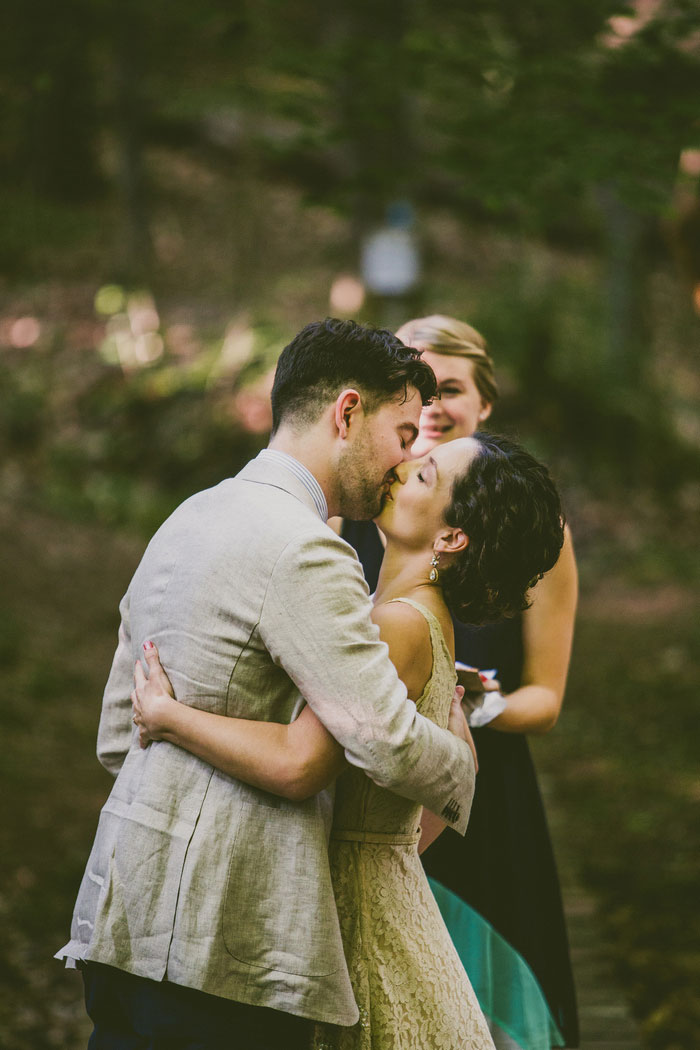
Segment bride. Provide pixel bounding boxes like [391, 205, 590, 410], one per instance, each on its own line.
[132, 433, 565, 1050]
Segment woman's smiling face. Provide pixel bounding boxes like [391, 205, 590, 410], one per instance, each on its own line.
[411, 350, 492, 459]
[376, 437, 479, 550]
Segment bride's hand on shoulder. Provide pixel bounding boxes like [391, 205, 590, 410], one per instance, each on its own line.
[131, 641, 177, 748]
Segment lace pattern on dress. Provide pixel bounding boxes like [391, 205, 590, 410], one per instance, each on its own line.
[313, 599, 494, 1050]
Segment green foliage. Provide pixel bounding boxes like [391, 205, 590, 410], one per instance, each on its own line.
[4, 0, 697, 409]
[4, 1, 699, 241]
[0, 611, 22, 669]
[0, 334, 266, 534]
[455, 258, 700, 494]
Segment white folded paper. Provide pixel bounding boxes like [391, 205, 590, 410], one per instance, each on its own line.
[466, 690, 507, 728]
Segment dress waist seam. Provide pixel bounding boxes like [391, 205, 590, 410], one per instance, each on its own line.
[330, 829, 421, 845]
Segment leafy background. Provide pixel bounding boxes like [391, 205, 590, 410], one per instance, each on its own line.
[1, 2, 699, 1047]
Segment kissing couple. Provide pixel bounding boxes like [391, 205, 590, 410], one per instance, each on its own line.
[58, 318, 564, 1050]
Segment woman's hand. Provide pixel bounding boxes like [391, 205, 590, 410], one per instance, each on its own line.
[447, 684, 478, 772]
[131, 642, 177, 749]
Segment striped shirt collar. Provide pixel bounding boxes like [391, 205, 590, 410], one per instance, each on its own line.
[259, 449, 329, 522]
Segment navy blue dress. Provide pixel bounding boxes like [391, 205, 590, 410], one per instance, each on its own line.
[342, 519, 579, 1049]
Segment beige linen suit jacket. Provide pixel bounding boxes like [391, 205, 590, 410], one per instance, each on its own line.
[57, 451, 475, 1025]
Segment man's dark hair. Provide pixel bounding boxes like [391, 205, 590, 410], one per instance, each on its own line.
[270, 318, 437, 433]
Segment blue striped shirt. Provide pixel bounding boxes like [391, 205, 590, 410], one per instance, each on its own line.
[260, 449, 329, 522]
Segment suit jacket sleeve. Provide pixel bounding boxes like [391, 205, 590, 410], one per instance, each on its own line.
[259, 531, 475, 835]
[96, 587, 134, 776]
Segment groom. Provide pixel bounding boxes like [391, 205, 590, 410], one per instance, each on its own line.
[58, 318, 477, 1049]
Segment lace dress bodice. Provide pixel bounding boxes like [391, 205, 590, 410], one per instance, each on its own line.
[331, 597, 456, 841]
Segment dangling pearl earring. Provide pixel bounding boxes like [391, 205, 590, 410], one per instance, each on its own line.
[429, 551, 440, 583]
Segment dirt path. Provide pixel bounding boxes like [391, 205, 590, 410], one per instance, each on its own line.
[539, 768, 642, 1050]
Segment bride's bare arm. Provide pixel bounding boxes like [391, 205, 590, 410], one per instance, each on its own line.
[132, 604, 439, 803]
[132, 644, 344, 801]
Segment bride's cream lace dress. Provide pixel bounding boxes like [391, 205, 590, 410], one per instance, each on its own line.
[314, 598, 495, 1050]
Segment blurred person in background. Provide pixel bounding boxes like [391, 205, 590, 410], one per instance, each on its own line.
[133, 431, 567, 1050]
[341, 315, 579, 1050]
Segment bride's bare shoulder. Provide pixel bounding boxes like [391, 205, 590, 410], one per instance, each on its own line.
[371, 601, 432, 701]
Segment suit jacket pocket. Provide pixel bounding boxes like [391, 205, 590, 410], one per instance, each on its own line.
[222, 799, 341, 977]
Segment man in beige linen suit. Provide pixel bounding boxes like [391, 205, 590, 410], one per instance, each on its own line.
[58, 319, 477, 1049]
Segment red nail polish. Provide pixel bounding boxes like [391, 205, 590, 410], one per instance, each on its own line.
[143, 640, 155, 650]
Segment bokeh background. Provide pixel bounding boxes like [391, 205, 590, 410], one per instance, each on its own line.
[1, 2, 699, 1047]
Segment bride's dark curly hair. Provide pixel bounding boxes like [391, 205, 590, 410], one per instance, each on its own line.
[440, 433, 565, 625]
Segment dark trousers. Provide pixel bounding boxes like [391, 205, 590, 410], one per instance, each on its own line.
[82, 962, 312, 1050]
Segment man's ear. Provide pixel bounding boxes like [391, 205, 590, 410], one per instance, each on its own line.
[478, 400, 493, 424]
[434, 528, 468, 556]
[334, 389, 363, 439]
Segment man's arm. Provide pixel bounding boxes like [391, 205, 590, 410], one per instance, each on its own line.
[132, 602, 472, 806]
[258, 531, 476, 835]
[133, 653, 345, 802]
[96, 587, 135, 776]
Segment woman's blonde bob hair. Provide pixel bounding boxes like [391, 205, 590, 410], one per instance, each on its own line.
[396, 314, 499, 407]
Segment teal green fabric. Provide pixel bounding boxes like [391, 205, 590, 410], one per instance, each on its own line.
[429, 878, 566, 1050]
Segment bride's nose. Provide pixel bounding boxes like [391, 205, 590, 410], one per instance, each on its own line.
[396, 459, 423, 484]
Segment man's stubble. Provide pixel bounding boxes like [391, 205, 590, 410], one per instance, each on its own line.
[336, 427, 393, 522]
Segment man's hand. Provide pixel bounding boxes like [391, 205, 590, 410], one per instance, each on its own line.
[131, 642, 177, 749]
[447, 684, 478, 773]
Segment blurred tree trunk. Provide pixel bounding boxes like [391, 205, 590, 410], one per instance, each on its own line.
[597, 183, 655, 390]
[328, 0, 422, 325]
[331, 0, 413, 225]
[225, 1, 268, 308]
[113, 5, 153, 282]
[669, 178, 700, 305]
[6, 0, 101, 201]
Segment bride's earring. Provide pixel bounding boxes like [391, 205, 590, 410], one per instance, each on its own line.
[429, 551, 440, 583]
